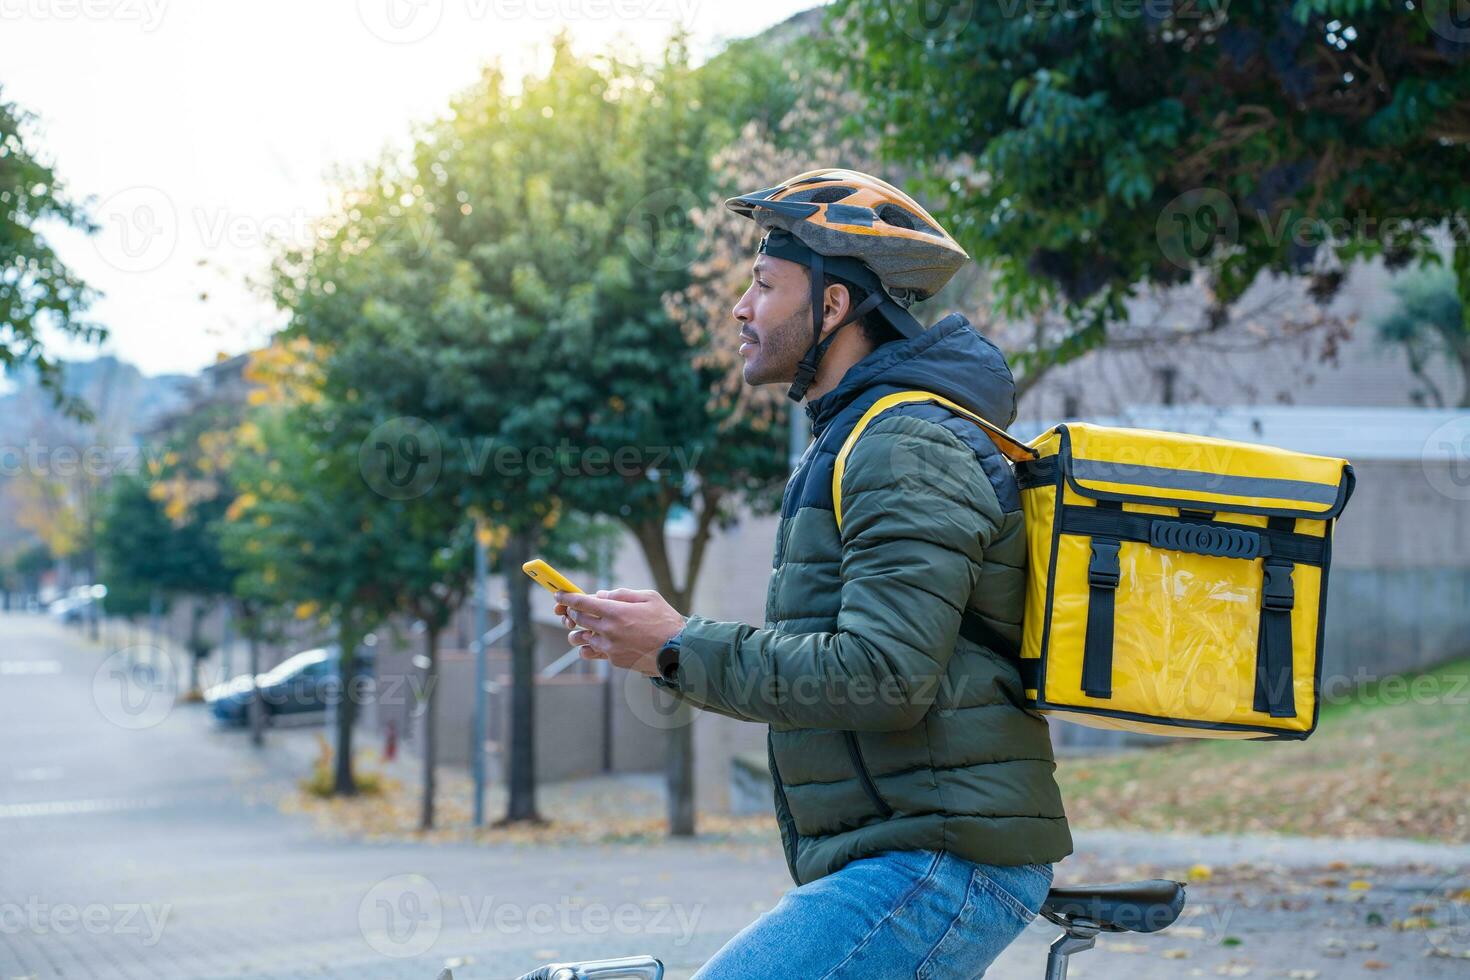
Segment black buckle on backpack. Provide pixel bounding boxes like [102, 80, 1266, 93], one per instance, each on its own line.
[1088, 539, 1121, 590]
[1262, 561, 1295, 612]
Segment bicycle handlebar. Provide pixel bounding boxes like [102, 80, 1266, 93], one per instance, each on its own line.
[513, 954, 664, 980]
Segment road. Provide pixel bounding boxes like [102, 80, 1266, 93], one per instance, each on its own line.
[1, 613, 1466, 979]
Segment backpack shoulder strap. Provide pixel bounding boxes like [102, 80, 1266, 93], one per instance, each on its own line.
[831, 389, 1037, 532]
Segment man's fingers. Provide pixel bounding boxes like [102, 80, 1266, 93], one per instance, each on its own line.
[555, 591, 623, 621]
[602, 588, 654, 602]
[579, 631, 611, 659]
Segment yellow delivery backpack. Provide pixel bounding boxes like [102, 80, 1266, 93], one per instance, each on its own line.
[833, 391, 1356, 741]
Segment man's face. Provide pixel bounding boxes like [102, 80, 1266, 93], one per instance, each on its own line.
[731, 253, 815, 387]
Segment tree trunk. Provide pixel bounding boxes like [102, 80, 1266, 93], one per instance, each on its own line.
[501, 526, 543, 824]
[419, 624, 440, 830]
[86, 556, 99, 642]
[187, 601, 207, 696]
[631, 517, 698, 838]
[246, 607, 265, 749]
[1454, 336, 1470, 409]
[333, 620, 359, 797]
[1455, 246, 1470, 408]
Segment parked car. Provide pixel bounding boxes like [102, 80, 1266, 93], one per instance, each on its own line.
[205, 646, 375, 727]
[47, 585, 104, 624]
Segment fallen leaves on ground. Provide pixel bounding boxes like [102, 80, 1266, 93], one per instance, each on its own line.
[1055, 661, 1470, 843]
[277, 762, 779, 849]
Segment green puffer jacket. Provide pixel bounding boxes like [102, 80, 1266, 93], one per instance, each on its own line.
[653, 314, 1071, 885]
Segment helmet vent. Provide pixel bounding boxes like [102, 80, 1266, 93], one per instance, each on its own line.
[877, 203, 941, 236]
[786, 186, 857, 205]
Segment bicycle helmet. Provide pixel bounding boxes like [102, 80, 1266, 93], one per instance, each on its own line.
[726, 168, 970, 400]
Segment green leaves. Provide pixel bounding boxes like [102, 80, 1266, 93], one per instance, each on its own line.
[833, 0, 1470, 369]
[0, 89, 102, 412]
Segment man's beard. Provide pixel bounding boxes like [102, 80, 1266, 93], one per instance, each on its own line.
[744, 303, 814, 387]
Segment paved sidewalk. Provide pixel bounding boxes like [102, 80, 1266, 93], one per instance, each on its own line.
[2, 614, 1466, 979]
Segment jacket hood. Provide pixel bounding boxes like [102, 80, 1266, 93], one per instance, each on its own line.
[805, 314, 1018, 436]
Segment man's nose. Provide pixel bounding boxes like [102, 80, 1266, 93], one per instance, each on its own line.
[732, 292, 752, 323]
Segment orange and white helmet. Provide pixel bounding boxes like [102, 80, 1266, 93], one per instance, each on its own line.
[726, 168, 971, 399]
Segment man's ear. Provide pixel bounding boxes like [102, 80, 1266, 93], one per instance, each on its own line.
[820, 281, 852, 337]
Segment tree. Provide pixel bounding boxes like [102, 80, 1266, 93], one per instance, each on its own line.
[96, 473, 177, 625]
[0, 89, 102, 413]
[412, 38, 801, 836]
[272, 37, 798, 835]
[1375, 261, 1469, 405]
[142, 433, 237, 697]
[0, 540, 52, 607]
[833, 0, 1470, 378]
[220, 381, 439, 798]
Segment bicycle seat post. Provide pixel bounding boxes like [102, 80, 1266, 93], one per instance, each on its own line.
[1043, 917, 1099, 980]
[1038, 878, 1186, 979]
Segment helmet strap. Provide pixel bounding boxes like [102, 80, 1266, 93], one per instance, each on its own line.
[786, 250, 888, 403]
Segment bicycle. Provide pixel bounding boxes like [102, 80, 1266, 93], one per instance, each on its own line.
[434, 876, 1186, 979]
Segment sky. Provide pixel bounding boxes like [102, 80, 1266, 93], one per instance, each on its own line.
[1, 0, 819, 378]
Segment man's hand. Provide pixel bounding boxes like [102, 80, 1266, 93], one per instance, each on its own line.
[555, 588, 686, 678]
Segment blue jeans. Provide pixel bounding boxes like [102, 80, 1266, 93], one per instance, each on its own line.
[693, 849, 1052, 979]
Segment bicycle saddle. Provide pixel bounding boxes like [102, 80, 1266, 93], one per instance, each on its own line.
[1040, 879, 1186, 934]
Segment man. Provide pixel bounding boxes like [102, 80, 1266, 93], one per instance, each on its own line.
[556, 169, 1071, 978]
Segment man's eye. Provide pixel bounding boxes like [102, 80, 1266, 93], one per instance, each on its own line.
[756, 279, 770, 290]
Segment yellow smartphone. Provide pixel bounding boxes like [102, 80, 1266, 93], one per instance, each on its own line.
[521, 558, 585, 596]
